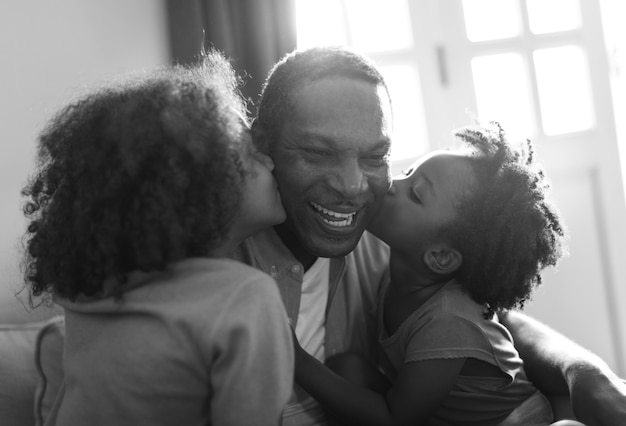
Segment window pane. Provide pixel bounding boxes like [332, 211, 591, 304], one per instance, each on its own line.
[462, 0, 521, 42]
[534, 46, 594, 135]
[296, 0, 347, 48]
[345, 0, 413, 52]
[379, 65, 429, 160]
[526, 0, 581, 34]
[471, 53, 534, 140]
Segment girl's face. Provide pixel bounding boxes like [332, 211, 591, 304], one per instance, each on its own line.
[235, 131, 286, 240]
[367, 151, 473, 256]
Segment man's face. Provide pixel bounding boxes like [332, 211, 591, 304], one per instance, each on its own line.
[269, 76, 393, 262]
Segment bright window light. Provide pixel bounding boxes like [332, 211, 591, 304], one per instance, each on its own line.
[379, 65, 428, 160]
[462, 0, 521, 42]
[296, 0, 346, 48]
[296, 0, 412, 52]
[534, 46, 594, 135]
[526, 0, 581, 34]
[471, 53, 534, 141]
[344, 0, 412, 52]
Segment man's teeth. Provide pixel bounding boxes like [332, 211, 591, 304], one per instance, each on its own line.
[311, 202, 355, 227]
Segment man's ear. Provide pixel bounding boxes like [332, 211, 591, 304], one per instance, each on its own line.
[250, 118, 270, 154]
[423, 246, 462, 276]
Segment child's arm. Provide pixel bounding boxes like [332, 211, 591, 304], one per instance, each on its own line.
[293, 336, 465, 426]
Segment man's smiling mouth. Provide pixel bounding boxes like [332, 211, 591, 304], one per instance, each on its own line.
[310, 202, 356, 228]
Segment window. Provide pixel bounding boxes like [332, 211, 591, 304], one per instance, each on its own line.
[461, 0, 594, 139]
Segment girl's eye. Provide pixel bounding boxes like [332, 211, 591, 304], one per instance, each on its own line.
[402, 167, 415, 176]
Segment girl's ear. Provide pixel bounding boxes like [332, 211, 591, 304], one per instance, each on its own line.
[423, 246, 462, 275]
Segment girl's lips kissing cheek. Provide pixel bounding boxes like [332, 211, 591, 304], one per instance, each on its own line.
[310, 202, 356, 228]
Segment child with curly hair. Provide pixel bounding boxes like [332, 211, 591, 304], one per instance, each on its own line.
[21, 51, 292, 426]
[291, 123, 583, 425]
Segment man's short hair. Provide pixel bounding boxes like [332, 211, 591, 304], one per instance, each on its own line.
[255, 46, 390, 143]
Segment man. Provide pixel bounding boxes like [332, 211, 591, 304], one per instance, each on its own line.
[234, 46, 626, 426]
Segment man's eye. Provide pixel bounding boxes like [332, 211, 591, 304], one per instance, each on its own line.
[364, 153, 390, 165]
[304, 148, 330, 157]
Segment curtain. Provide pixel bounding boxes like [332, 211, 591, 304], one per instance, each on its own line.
[166, 0, 297, 112]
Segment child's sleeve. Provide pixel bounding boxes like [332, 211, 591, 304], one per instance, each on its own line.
[209, 274, 293, 426]
[404, 313, 498, 366]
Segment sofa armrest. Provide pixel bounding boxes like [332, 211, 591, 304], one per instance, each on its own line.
[33, 316, 65, 426]
[0, 320, 48, 426]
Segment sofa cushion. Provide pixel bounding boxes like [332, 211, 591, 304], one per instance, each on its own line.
[0, 319, 48, 426]
[33, 315, 65, 426]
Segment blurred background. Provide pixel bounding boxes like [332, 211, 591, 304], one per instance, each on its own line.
[1, 0, 625, 376]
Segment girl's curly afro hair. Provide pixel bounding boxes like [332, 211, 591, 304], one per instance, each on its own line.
[442, 122, 567, 317]
[22, 50, 250, 303]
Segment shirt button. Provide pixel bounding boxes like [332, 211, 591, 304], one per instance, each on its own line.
[291, 265, 301, 273]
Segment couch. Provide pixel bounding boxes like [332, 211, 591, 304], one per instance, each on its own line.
[0, 316, 65, 426]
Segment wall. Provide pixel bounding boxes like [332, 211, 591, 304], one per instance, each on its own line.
[0, 0, 170, 323]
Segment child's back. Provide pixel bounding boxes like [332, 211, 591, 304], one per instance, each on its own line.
[54, 258, 289, 426]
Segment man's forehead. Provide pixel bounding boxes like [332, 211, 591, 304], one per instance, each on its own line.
[289, 78, 391, 124]
[288, 126, 391, 149]
[275, 76, 393, 147]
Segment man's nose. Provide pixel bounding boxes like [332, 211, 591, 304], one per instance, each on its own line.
[330, 158, 368, 197]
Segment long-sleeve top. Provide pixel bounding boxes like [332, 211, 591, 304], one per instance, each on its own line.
[48, 257, 293, 426]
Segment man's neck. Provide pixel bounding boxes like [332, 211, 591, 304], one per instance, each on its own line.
[274, 223, 318, 271]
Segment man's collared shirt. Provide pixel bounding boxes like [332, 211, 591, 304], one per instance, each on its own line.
[233, 228, 390, 426]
